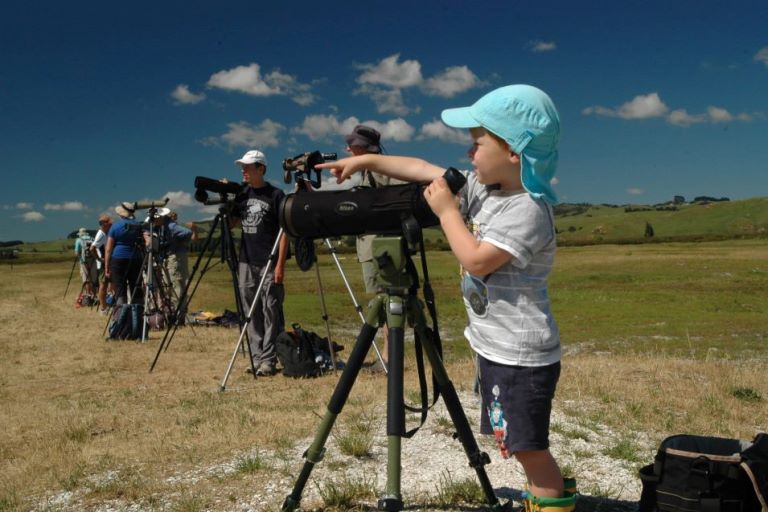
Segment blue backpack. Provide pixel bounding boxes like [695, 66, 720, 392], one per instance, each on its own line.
[107, 304, 144, 340]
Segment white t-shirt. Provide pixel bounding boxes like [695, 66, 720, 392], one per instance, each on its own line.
[92, 229, 107, 270]
[458, 171, 561, 367]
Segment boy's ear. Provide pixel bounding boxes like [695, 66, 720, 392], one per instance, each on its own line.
[508, 151, 521, 164]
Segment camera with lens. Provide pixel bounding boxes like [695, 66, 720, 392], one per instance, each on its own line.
[278, 167, 466, 239]
[282, 151, 337, 189]
[193, 176, 244, 205]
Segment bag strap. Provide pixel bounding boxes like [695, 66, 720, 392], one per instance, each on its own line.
[638, 463, 659, 512]
[741, 433, 768, 510]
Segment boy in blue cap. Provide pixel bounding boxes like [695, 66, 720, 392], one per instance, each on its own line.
[318, 84, 574, 508]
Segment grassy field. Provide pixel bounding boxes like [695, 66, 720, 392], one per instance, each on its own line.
[0, 240, 766, 511]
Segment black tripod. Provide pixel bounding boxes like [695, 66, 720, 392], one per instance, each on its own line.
[282, 234, 501, 512]
[149, 201, 253, 373]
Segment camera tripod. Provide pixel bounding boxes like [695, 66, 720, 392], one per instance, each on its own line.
[139, 208, 178, 342]
[149, 201, 252, 373]
[282, 235, 501, 512]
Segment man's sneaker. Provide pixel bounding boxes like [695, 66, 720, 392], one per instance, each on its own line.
[255, 362, 277, 376]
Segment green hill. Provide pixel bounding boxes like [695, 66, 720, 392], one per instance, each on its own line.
[554, 197, 768, 245]
[4, 197, 767, 263]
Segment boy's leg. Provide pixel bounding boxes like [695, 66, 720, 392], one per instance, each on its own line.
[515, 449, 563, 498]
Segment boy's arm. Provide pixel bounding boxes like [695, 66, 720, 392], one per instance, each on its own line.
[424, 178, 513, 276]
[317, 154, 445, 184]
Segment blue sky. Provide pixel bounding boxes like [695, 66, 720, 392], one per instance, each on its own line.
[1, 0, 767, 242]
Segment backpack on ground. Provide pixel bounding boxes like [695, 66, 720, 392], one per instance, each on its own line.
[639, 433, 768, 512]
[107, 304, 144, 340]
[275, 324, 323, 378]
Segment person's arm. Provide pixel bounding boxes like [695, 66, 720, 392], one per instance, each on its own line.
[104, 237, 114, 277]
[187, 222, 198, 241]
[274, 232, 289, 284]
[316, 154, 444, 185]
[423, 178, 512, 276]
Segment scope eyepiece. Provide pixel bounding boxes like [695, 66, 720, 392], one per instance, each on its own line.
[443, 167, 466, 195]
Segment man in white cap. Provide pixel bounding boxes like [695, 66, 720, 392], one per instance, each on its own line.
[231, 149, 289, 376]
[74, 227, 97, 299]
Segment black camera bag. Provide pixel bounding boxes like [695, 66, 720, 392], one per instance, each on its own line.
[275, 327, 321, 378]
[639, 433, 768, 512]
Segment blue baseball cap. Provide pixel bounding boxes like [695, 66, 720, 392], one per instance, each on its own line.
[441, 84, 560, 204]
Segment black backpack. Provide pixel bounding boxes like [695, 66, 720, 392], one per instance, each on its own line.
[107, 304, 144, 340]
[275, 325, 323, 378]
[639, 433, 768, 512]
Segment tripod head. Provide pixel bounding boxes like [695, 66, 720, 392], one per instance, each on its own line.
[369, 214, 426, 295]
[282, 151, 337, 189]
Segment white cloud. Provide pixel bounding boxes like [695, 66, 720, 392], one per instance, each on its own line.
[163, 191, 195, 208]
[356, 54, 423, 88]
[528, 40, 557, 53]
[667, 106, 752, 126]
[355, 54, 482, 115]
[667, 109, 706, 127]
[16, 202, 33, 209]
[755, 47, 768, 67]
[421, 66, 482, 98]
[418, 120, 473, 145]
[293, 114, 360, 141]
[171, 84, 206, 105]
[626, 188, 644, 196]
[205, 119, 286, 149]
[361, 119, 415, 142]
[44, 201, 86, 211]
[207, 63, 316, 105]
[585, 93, 757, 127]
[707, 106, 734, 123]
[208, 63, 280, 96]
[618, 93, 669, 119]
[583, 93, 668, 119]
[23, 211, 44, 222]
[355, 85, 413, 116]
[292, 115, 415, 145]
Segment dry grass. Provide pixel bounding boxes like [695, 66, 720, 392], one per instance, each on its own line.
[1, 241, 766, 510]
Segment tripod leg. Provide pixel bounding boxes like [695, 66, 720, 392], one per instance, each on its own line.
[149, 220, 221, 371]
[321, 238, 388, 371]
[282, 299, 383, 512]
[312, 259, 338, 373]
[407, 299, 500, 509]
[380, 294, 406, 511]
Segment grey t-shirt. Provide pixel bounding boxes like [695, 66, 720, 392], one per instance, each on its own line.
[458, 171, 561, 366]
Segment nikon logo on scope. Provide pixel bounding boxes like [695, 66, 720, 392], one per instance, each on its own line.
[334, 201, 358, 215]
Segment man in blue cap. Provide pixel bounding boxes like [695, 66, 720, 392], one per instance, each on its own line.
[318, 85, 575, 509]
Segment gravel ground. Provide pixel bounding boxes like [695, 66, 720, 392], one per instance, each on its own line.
[38, 390, 648, 511]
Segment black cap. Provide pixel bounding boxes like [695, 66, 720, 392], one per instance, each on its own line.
[345, 124, 381, 153]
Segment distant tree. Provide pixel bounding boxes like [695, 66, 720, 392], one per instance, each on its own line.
[644, 222, 655, 238]
[673, 195, 685, 204]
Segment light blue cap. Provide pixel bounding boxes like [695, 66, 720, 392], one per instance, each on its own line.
[441, 84, 560, 204]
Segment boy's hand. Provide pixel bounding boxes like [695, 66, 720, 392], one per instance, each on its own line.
[315, 155, 367, 184]
[423, 177, 459, 217]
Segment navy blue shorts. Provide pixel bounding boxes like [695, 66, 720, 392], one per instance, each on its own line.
[478, 355, 560, 456]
